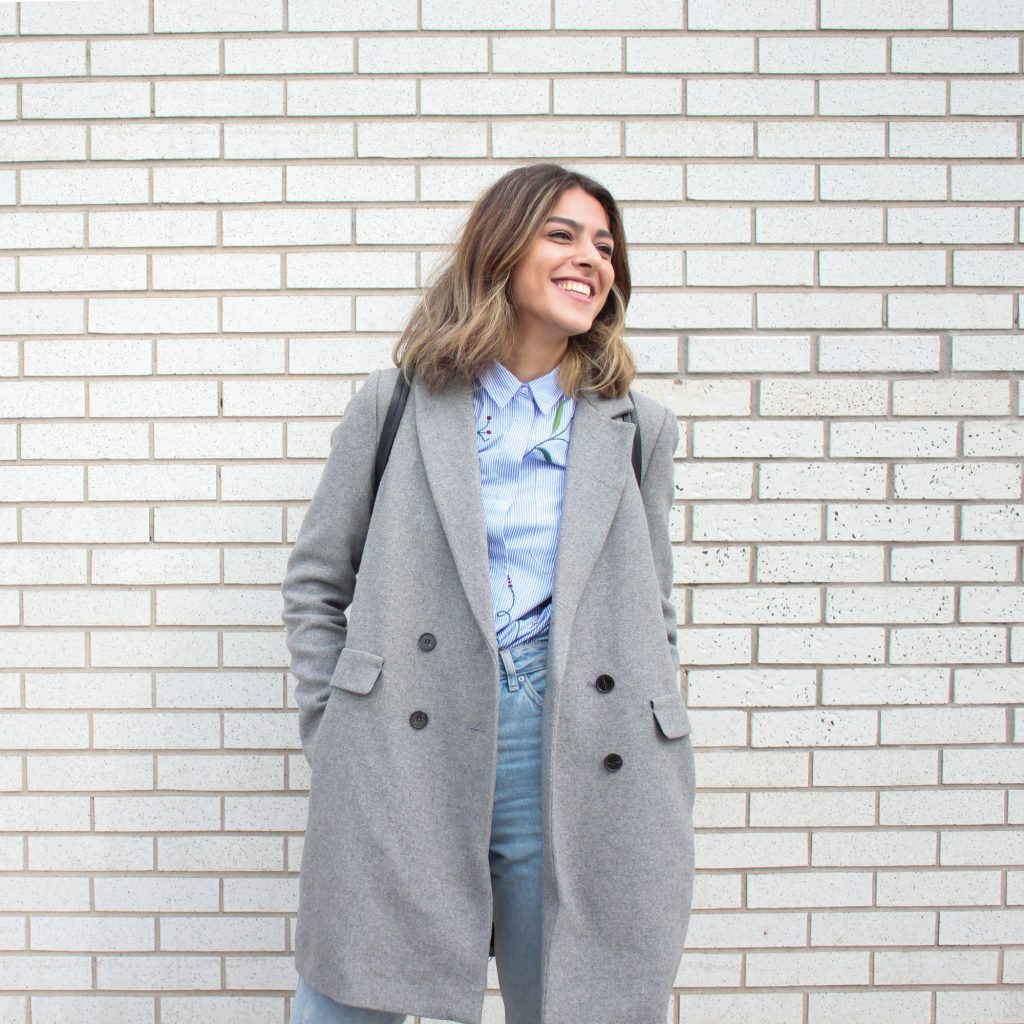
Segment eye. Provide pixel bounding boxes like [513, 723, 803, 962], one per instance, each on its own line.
[548, 230, 572, 241]
[598, 244, 614, 257]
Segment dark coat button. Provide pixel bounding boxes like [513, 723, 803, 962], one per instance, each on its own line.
[603, 752, 623, 772]
[409, 710, 428, 729]
[418, 633, 436, 652]
[595, 673, 615, 693]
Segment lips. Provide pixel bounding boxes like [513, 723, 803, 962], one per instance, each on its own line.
[552, 278, 595, 303]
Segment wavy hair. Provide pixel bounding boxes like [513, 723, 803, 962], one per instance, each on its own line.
[391, 163, 635, 399]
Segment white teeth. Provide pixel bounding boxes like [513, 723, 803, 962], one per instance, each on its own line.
[555, 280, 590, 297]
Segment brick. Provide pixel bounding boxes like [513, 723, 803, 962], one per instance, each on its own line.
[422, 0, 548, 28]
[628, 291, 752, 329]
[94, 122, 222, 161]
[819, 335, 942, 372]
[892, 379, 1011, 415]
[758, 36, 886, 74]
[154, 166, 281, 204]
[888, 292, 1015, 327]
[953, 80, 1024, 115]
[887, 206, 1014, 244]
[21, 1, 148, 35]
[499, 35, 621, 72]
[954, 0, 1024, 30]
[759, 462, 886, 500]
[225, 36, 353, 74]
[892, 36, 1011, 73]
[757, 206, 883, 243]
[289, 79, 414, 117]
[747, 869, 873, 906]
[881, 789, 1004, 825]
[822, 164, 948, 201]
[813, 749, 938, 787]
[822, 667, 949, 706]
[954, 337, 1024, 371]
[757, 292, 882, 329]
[953, 164, 1024, 200]
[891, 546, 1017, 582]
[688, 79, 814, 116]
[820, 79, 946, 116]
[0, 124, 85, 162]
[424, 78, 550, 115]
[224, 123, 354, 160]
[831, 422, 955, 458]
[758, 546, 885, 583]
[554, 77, 680, 115]
[155, 79, 282, 117]
[0, 39, 86, 77]
[746, 949, 868, 986]
[821, 249, 947, 286]
[359, 120, 486, 157]
[688, 0, 816, 30]
[358, 36, 486, 73]
[288, 0, 417, 30]
[556, 0, 682, 28]
[759, 122, 884, 158]
[627, 35, 753, 73]
[751, 712, 877, 750]
[826, 586, 954, 624]
[151, 253, 280, 291]
[153, 0, 281, 32]
[622, 118, 753, 154]
[758, 627, 885, 663]
[688, 336, 811, 373]
[894, 462, 1021, 500]
[692, 499, 819, 540]
[687, 249, 813, 286]
[810, 909, 936, 943]
[822, 0, 948, 27]
[492, 120, 618, 157]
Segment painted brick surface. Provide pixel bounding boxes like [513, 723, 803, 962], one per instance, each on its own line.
[1, 2, 1022, 1022]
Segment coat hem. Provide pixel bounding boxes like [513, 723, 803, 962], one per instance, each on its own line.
[296, 957, 484, 1024]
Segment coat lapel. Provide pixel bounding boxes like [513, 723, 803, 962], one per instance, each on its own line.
[414, 372, 636, 672]
[414, 374, 498, 654]
[547, 388, 635, 688]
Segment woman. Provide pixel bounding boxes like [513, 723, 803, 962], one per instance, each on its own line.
[281, 163, 695, 1024]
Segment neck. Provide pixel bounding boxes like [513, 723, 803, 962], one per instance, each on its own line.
[501, 336, 569, 383]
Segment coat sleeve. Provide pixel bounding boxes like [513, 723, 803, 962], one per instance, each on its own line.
[639, 405, 681, 679]
[281, 369, 382, 767]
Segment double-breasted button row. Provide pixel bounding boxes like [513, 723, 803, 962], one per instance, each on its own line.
[596, 674, 621, 770]
[409, 634, 437, 728]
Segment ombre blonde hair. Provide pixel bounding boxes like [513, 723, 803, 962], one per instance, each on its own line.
[391, 163, 635, 399]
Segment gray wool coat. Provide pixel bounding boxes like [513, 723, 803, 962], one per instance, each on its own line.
[281, 365, 695, 1024]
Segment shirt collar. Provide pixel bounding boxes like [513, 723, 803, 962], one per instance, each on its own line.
[474, 359, 569, 415]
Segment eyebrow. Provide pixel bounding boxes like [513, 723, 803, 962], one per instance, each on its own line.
[545, 216, 614, 242]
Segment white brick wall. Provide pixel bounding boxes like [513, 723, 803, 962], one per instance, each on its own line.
[1, 1, 1022, 1022]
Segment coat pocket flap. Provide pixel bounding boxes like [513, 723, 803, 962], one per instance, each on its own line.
[650, 691, 692, 739]
[329, 647, 384, 695]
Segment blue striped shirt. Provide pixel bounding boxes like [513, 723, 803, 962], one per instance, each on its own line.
[472, 359, 576, 649]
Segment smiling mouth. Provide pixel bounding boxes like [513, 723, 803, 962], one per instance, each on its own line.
[552, 278, 593, 301]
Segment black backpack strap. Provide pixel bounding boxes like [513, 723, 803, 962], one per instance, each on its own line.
[616, 390, 642, 487]
[373, 370, 410, 500]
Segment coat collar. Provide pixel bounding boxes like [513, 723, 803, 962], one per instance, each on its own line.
[413, 373, 635, 679]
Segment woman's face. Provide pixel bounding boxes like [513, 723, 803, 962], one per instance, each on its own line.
[508, 186, 616, 348]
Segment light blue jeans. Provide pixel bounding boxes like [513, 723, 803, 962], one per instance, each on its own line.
[291, 638, 548, 1024]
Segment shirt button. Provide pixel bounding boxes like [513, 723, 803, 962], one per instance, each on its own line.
[603, 753, 623, 772]
[410, 710, 429, 729]
[418, 633, 437, 652]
